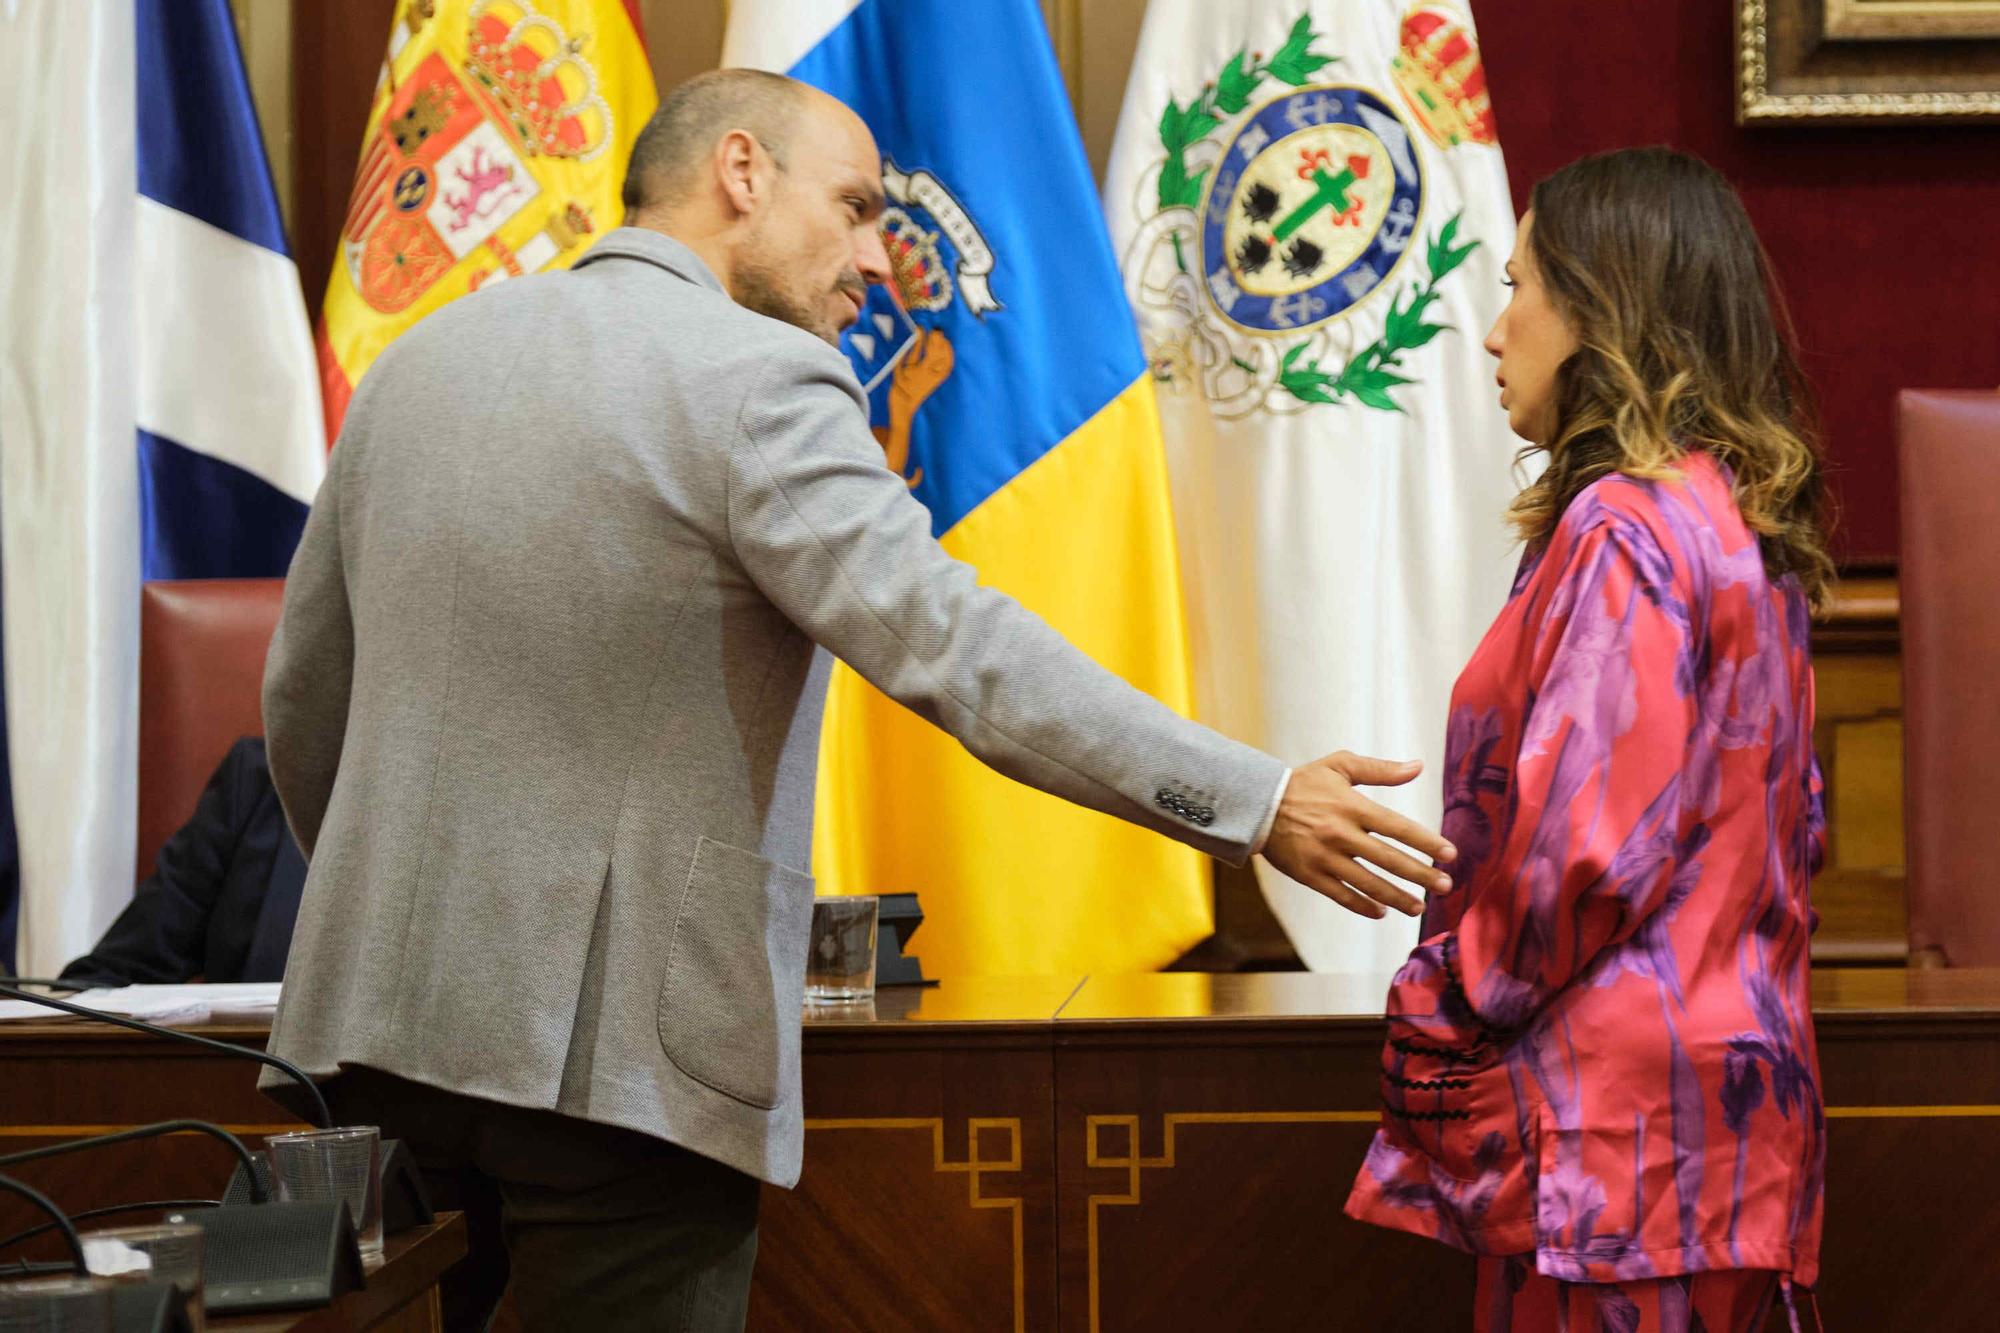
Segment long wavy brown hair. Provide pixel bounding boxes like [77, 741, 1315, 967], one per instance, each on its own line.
[1507, 147, 1834, 608]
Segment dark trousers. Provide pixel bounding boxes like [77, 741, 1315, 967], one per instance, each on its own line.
[325, 1066, 761, 1333]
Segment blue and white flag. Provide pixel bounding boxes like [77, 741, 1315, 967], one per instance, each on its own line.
[0, 0, 322, 975]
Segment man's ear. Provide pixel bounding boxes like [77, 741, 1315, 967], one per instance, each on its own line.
[713, 128, 767, 220]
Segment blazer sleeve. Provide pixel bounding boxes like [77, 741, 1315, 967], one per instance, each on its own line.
[58, 740, 260, 986]
[1385, 512, 1698, 1054]
[724, 341, 1286, 864]
[262, 432, 355, 859]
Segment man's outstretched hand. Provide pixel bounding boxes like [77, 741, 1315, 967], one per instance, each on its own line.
[1260, 752, 1457, 919]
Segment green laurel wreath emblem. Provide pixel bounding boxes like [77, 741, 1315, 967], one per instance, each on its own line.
[1278, 214, 1480, 413]
[1149, 14, 1481, 414]
[1154, 15, 1338, 213]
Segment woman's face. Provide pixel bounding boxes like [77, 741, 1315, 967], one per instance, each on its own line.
[1483, 212, 1578, 446]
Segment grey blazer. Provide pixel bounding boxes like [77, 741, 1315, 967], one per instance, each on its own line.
[261, 228, 1285, 1186]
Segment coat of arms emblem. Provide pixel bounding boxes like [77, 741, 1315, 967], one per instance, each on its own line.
[339, 0, 613, 314]
[843, 162, 1001, 489]
[1119, 7, 1494, 419]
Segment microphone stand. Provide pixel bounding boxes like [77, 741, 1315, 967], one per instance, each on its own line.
[0, 1121, 267, 1204]
[0, 982, 329, 1127]
[0, 1172, 87, 1275]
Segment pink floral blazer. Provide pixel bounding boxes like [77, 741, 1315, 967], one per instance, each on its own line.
[1345, 453, 1827, 1285]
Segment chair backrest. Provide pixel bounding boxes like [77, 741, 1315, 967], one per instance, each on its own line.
[138, 579, 285, 880]
[1899, 389, 2000, 967]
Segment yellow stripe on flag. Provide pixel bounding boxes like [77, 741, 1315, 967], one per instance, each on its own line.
[318, 0, 655, 438]
[813, 377, 1211, 978]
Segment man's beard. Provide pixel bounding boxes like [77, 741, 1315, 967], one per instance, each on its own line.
[735, 253, 840, 347]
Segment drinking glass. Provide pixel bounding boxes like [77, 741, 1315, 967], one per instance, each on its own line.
[805, 895, 878, 1003]
[266, 1126, 383, 1260]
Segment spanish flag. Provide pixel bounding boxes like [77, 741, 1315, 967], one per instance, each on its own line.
[318, 0, 656, 440]
[725, 1, 1210, 977]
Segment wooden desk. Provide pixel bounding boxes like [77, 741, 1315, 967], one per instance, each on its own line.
[769, 970, 2000, 1332]
[212, 1213, 465, 1333]
[4, 971, 1996, 1331]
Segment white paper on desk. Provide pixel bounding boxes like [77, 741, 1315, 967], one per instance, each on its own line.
[0, 994, 210, 1024]
[98, 983, 282, 1020]
[0, 982, 280, 1026]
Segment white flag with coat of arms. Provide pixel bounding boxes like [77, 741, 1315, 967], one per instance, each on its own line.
[1103, 2, 1530, 974]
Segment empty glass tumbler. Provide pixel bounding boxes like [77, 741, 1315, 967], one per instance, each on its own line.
[266, 1125, 384, 1260]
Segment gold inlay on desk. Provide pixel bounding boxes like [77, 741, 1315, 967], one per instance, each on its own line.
[802, 1117, 1026, 1333]
[1084, 1110, 1378, 1333]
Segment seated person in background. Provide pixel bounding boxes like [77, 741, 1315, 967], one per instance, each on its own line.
[59, 737, 305, 987]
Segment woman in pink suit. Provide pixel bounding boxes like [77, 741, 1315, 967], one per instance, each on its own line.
[1345, 148, 1832, 1332]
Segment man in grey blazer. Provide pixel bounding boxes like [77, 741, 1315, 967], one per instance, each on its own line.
[262, 70, 1455, 1331]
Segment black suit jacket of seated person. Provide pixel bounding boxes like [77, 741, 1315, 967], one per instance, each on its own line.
[60, 738, 306, 987]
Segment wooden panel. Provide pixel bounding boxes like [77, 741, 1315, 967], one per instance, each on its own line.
[1056, 971, 2000, 1331]
[1069, 0, 1148, 181]
[228, 0, 297, 237]
[638, 0, 726, 93]
[1056, 1026, 1467, 1332]
[748, 978, 1077, 1332]
[5, 973, 2000, 1325]
[1811, 579, 1908, 963]
[751, 1047, 1051, 1333]
[1812, 1005, 2000, 1327]
[0, 1025, 309, 1262]
[292, 0, 399, 324]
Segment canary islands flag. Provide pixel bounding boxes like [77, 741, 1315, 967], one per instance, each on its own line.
[317, 0, 656, 440]
[725, 0, 1210, 976]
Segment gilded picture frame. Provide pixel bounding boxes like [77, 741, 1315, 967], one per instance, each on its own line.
[1737, 0, 2000, 123]
[1823, 0, 2000, 41]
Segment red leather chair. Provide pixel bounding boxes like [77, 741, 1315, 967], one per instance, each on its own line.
[137, 579, 285, 881]
[1899, 389, 2000, 967]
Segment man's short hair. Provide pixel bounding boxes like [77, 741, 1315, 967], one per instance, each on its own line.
[622, 69, 808, 214]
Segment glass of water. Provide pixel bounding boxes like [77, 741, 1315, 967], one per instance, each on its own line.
[805, 895, 879, 1003]
[266, 1126, 383, 1260]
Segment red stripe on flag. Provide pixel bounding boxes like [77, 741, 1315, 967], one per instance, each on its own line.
[344, 139, 396, 239]
[317, 322, 354, 447]
[619, 0, 646, 51]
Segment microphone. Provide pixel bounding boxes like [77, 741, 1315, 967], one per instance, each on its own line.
[0, 1172, 86, 1275]
[0, 982, 330, 1128]
[0, 1127, 363, 1314]
[0, 1121, 266, 1204]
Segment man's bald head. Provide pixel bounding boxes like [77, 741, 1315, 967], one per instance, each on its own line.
[616, 69, 892, 346]
[621, 69, 811, 216]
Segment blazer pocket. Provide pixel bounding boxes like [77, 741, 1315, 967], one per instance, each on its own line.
[1382, 1039, 1537, 1229]
[657, 836, 815, 1110]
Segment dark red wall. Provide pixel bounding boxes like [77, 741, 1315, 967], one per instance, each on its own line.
[1471, 1, 2000, 564]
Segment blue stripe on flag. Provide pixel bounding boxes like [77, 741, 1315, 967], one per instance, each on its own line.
[135, 0, 290, 257]
[789, 0, 1146, 536]
[138, 430, 309, 581]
